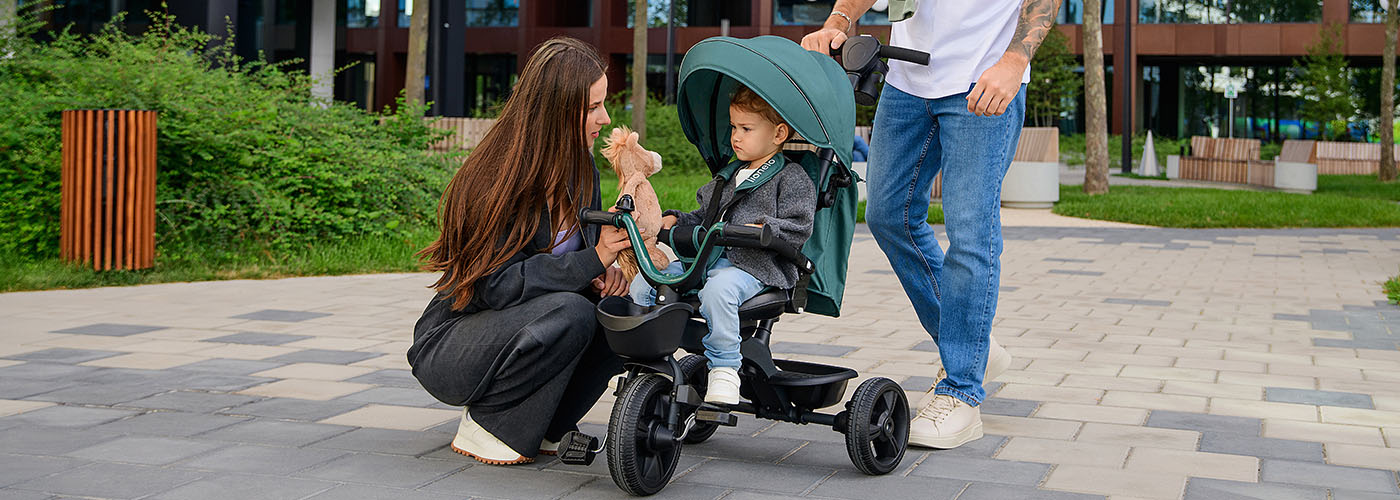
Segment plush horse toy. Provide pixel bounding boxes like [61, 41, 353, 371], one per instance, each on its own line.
[600, 126, 670, 283]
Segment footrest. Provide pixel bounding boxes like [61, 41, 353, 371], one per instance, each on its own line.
[694, 409, 738, 426]
[558, 431, 600, 466]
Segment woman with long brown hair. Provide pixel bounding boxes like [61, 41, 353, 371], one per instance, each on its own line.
[409, 37, 631, 465]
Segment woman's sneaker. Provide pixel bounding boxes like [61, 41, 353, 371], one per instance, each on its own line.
[538, 438, 560, 456]
[705, 367, 741, 405]
[451, 407, 532, 465]
[909, 394, 983, 449]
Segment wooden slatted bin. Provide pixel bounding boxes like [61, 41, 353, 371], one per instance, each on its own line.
[61, 110, 157, 270]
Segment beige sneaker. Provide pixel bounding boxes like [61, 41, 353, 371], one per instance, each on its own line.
[451, 407, 532, 465]
[705, 367, 741, 405]
[909, 394, 983, 449]
[539, 437, 560, 456]
[920, 336, 1011, 409]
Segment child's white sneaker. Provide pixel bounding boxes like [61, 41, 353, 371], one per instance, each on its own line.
[704, 367, 741, 405]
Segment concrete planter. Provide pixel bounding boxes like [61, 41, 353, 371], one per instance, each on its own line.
[1273, 161, 1317, 194]
[1000, 161, 1059, 209]
[852, 161, 868, 202]
[1166, 155, 1180, 179]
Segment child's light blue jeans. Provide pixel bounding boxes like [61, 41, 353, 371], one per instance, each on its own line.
[865, 83, 1025, 407]
[628, 257, 765, 369]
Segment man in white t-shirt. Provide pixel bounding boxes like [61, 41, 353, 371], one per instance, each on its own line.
[803, 0, 1061, 450]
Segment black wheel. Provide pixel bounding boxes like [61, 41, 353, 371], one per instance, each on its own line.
[607, 373, 683, 496]
[676, 354, 720, 444]
[843, 377, 909, 475]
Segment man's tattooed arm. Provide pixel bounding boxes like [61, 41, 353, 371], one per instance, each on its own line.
[1007, 0, 1064, 62]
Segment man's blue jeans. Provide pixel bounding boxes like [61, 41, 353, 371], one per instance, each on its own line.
[865, 83, 1025, 407]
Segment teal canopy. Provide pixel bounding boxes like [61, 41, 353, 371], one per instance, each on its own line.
[676, 36, 856, 171]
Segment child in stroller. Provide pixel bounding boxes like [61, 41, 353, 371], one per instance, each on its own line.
[628, 84, 818, 406]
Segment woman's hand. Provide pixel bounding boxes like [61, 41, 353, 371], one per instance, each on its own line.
[661, 215, 678, 230]
[595, 223, 632, 267]
[591, 266, 629, 297]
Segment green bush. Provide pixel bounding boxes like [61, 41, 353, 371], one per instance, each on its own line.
[1060, 133, 1190, 169]
[598, 94, 709, 175]
[0, 12, 456, 261]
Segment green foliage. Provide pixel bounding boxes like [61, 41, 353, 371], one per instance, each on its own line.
[1317, 174, 1400, 201]
[1027, 29, 1080, 128]
[1060, 133, 1190, 169]
[598, 93, 709, 175]
[1052, 184, 1400, 228]
[1385, 272, 1400, 305]
[600, 168, 709, 212]
[0, 11, 456, 261]
[1295, 23, 1358, 141]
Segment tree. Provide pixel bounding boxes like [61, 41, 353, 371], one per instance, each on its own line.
[1, 0, 14, 40]
[1027, 28, 1079, 128]
[632, 0, 647, 141]
[404, 0, 429, 107]
[1381, 0, 1397, 182]
[1082, 0, 1109, 194]
[1296, 23, 1357, 141]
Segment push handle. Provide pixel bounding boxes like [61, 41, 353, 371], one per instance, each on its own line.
[717, 224, 773, 247]
[579, 208, 618, 227]
[879, 45, 930, 65]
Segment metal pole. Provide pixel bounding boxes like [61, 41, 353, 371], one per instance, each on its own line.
[1120, 0, 1133, 174]
[665, 0, 676, 105]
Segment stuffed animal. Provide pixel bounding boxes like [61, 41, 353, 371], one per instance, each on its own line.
[600, 126, 670, 283]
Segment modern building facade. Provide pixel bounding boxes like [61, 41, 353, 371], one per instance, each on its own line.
[23, 0, 1400, 142]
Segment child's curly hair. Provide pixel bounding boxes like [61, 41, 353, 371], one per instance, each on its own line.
[730, 84, 792, 141]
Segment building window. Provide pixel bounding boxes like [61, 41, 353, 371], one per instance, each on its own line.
[1057, 0, 1115, 25]
[398, 0, 413, 28]
[772, 0, 889, 26]
[1138, 0, 1322, 24]
[348, 0, 380, 28]
[626, 0, 752, 28]
[467, 0, 519, 26]
[1351, 0, 1387, 22]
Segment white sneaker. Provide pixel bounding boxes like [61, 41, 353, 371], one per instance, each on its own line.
[909, 394, 983, 449]
[704, 367, 741, 405]
[451, 407, 531, 465]
[539, 437, 560, 456]
[920, 336, 1012, 409]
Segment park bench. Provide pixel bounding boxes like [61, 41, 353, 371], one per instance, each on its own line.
[426, 117, 495, 152]
[1178, 136, 1274, 187]
[1313, 141, 1399, 175]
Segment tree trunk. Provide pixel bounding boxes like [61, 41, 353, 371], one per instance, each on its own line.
[1, 0, 15, 40]
[1083, 0, 1110, 194]
[404, 0, 430, 107]
[632, 0, 648, 142]
[1381, 0, 1398, 182]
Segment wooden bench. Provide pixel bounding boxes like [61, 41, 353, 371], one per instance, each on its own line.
[1314, 141, 1400, 175]
[930, 127, 1059, 199]
[426, 117, 496, 152]
[1178, 136, 1274, 187]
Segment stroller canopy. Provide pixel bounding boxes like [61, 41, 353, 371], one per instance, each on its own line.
[677, 36, 856, 171]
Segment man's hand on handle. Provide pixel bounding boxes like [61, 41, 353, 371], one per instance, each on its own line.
[799, 0, 877, 53]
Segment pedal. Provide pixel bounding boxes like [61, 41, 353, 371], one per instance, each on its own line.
[558, 431, 600, 466]
[694, 409, 738, 426]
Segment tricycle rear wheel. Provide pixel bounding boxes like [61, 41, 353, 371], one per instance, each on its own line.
[843, 377, 909, 475]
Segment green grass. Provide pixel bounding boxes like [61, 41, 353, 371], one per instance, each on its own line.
[1052, 184, 1400, 228]
[1317, 175, 1400, 202]
[1385, 273, 1400, 305]
[0, 225, 439, 293]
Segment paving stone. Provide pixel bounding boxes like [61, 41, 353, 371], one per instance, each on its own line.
[0, 361, 103, 381]
[0, 377, 76, 399]
[920, 435, 1009, 459]
[751, 419, 847, 444]
[1044, 257, 1094, 263]
[71, 367, 184, 387]
[775, 441, 865, 470]
[1265, 387, 1375, 410]
[807, 470, 965, 499]
[149, 473, 336, 500]
[1103, 298, 1172, 307]
[770, 342, 857, 357]
[5, 348, 122, 364]
[3, 405, 139, 428]
[197, 419, 354, 447]
[1198, 432, 1324, 462]
[0, 489, 52, 500]
[1184, 477, 1327, 500]
[420, 465, 596, 498]
[1146, 410, 1262, 436]
[675, 459, 832, 495]
[205, 332, 313, 346]
[910, 455, 1050, 486]
[175, 373, 276, 392]
[0, 454, 88, 487]
[912, 341, 939, 352]
[173, 358, 288, 374]
[561, 478, 727, 500]
[902, 375, 938, 392]
[65, 436, 226, 465]
[119, 391, 263, 413]
[93, 410, 249, 437]
[1329, 490, 1400, 500]
[1048, 270, 1103, 276]
[344, 369, 422, 388]
[296, 453, 466, 488]
[0, 425, 125, 455]
[956, 483, 1107, 500]
[177, 443, 348, 474]
[264, 349, 381, 365]
[309, 427, 452, 456]
[338, 386, 446, 407]
[231, 309, 332, 322]
[304, 484, 474, 500]
[1261, 459, 1400, 493]
[24, 383, 169, 406]
[220, 397, 366, 421]
[980, 397, 1040, 417]
[679, 433, 806, 462]
[51, 323, 167, 336]
[9, 462, 205, 499]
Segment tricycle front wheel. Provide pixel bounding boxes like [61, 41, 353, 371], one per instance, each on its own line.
[607, 373, 683, 496]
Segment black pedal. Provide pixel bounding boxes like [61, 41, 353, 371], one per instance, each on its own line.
[558, 431, 599, 466]
[694, 409, 738, 426]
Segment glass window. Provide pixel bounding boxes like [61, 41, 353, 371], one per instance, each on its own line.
[347, 0, 380, 28]
[1140, 0, 1322, 24]
[1057, 0, 1114, 25]
[398, 0, 412, 28]
[772, 0, 889, 26]
[626, 0, 751, 28]
[468, 0, 518, 27]
[1351, 0, 1387, 22]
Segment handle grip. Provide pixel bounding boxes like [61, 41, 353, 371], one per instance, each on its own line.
[579, 209, 618, 227]
[717, 224, 772, 247]
[879, 45, 930, 65]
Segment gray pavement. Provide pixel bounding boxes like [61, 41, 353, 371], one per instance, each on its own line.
[2, 215, 1399, 499]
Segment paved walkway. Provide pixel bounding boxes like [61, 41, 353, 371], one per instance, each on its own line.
[3, 221, 1399, 500]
